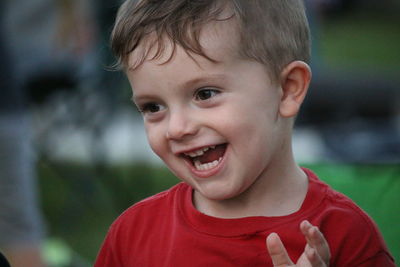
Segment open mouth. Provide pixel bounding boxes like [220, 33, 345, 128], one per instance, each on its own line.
[182, 144, 227, 171]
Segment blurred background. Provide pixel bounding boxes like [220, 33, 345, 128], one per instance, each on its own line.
[0, 0, 399, 266]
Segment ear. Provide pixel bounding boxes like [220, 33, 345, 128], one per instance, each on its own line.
[279, 61, 311, 118]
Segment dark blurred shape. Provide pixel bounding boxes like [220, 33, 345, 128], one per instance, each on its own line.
[0, 251, 11, 267]
[27, 68, 78, 105]
[0, 0, 110, 266]
[316, 0, 399, 17]
[0, 1, 46, 266]
[302, 69, 399, 123]
[301, 0, 400, 163]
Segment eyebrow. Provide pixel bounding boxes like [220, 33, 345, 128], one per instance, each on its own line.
[132, 73, 228, 104]
[181, 74, 228, 90]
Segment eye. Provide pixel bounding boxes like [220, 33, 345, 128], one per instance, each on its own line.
[138, 102, 166, 114]
[194, 88, 220, 101]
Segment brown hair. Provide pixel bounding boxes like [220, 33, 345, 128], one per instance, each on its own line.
[111, 0, 310, 82]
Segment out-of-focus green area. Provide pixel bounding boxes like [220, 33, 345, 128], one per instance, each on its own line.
[38, 162, 399, 265]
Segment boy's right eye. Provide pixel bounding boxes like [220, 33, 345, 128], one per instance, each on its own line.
[138, 102, 165, 114]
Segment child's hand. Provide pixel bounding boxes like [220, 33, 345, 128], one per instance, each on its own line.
[266, 220, 330, 267]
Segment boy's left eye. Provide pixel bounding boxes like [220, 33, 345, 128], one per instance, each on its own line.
[194, 88, 220, 101]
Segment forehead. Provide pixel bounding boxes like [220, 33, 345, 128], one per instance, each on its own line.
[127, 13, 240, 69]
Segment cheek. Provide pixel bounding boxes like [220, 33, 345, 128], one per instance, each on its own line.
[145, 124, 165, 157]
[222, 104, 271, 134]
[224, 106, 278, 156]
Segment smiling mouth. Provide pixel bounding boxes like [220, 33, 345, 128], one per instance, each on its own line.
[182, 144, 227, 171]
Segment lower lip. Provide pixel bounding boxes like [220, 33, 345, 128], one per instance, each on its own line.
[186, 146, 228, 179]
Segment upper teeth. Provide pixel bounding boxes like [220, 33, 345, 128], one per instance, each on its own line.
[184, 145, 216, 158]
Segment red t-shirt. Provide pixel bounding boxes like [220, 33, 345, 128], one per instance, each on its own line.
[94, 169, 395, 266]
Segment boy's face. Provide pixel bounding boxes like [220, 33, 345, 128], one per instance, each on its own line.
[128, 19, 290, 202]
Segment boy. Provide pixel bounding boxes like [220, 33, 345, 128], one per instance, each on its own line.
[95, 0, 395, 266]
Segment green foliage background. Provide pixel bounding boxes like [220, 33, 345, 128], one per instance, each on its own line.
[38, 162, 400, 265]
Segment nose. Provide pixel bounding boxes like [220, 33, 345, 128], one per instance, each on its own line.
[166, 109, 198, 141]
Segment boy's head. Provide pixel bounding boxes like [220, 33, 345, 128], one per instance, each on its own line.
[111, 0, 311, 83]
[111, 0, 312, 202]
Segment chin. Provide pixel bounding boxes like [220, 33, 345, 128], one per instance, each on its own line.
[195, 182, 245, 202]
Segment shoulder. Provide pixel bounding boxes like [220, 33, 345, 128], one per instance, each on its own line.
[107, 182, 191, 235]
[320, 180, 381, 238]
[304, 168, 378, 228]
[305, 170, 394, 266]
[112, 182, 187, 227]
[324, 190, 394, 265]
[95, 183, 190, 266]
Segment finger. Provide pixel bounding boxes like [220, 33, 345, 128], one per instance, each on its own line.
[266, 232, 294, 266]
[300, 220, 314, 245]
[300, 221, 330, 264]
[305, 246, 326, 267]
